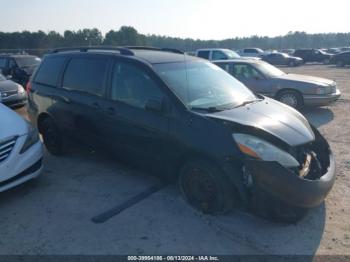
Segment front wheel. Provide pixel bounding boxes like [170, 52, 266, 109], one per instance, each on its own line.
[276, 90, 303, 109]
[288, 60, 296, 67]
[179, 159, 237, 215]
[323, 58, 330, 65]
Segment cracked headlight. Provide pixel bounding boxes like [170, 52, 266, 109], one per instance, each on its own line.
[20, 122, 40, 154]
[233, 133, 300, 168]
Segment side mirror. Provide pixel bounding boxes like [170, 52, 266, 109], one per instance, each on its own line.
[145, 97, 164, 112]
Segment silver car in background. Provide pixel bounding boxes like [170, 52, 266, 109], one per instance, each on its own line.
[214, 59, 341, 109]
[0, 74, 27, 108]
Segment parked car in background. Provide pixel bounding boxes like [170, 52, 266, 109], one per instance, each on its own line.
[0, 102, 43, 192]
[262, 52, 303, 67]
[330, 51, 350, 67]
[0, 74, 27, 108]
[196, 48, 241, 61]
[237, 48, 264, 57]
[293, 49, 332, 64]
[325, 48, 342, 55]
[214, 59, 341, 109]
[0, 54, 41, 86]
[279, 49, 295, 55]
[27, 46, 336, 223]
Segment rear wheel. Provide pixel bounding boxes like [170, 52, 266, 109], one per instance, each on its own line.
[179, 159, 237, 214]
[288, 60, 296, 67]
[40, 117, 65, 156]
[323, 58, 330, 64]
[276, 90, 303, 109]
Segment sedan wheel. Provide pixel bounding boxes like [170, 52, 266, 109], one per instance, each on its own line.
[277, 90, 303, 109]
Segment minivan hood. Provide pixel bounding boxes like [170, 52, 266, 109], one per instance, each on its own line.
[206, 97, 315, 146]
[0, 103, 27, 139]
[278, 73, 335, 86]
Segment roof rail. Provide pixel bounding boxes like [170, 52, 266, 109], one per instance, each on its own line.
[50, 46, 134, 56]
[125, 46, 184, 54]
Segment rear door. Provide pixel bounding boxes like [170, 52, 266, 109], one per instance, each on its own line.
[52, 54, 111, 146]
[102, 58, 170, 167]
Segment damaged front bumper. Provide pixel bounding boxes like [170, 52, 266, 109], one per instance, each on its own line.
[244, 128, 336, 208]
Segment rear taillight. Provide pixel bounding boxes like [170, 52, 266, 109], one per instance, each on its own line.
[26, 82, 32, 94]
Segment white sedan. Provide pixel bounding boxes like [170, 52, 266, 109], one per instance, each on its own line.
[0, 101, 43, 192]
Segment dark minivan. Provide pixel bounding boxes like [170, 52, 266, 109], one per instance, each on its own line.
[293, 49, 332, 64]
[27, 47, 335, 223]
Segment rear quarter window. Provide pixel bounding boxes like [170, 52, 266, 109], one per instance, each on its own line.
[34, 57, 66, 87]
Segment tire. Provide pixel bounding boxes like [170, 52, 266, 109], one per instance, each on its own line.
[276, 90, 303, 109]
[251, 185, 308, 224]
[40, 117, 65, 156]
[336, 61, 344, 67]
[179, 159, 237, 215]
[288, 60, 295, 67]
[323, 58, 330, 65]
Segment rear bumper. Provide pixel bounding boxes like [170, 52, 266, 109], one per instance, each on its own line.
[244, 152, 335, 208]
[303, 89, 341, 106]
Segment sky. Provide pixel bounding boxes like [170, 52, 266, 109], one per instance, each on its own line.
[0, 0, 349, 40]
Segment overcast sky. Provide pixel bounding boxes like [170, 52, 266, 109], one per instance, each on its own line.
[0, 0, 348, 40]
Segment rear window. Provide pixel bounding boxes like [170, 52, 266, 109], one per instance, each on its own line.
[62, 57, 108, 96]
[15, 56, 41, 67]
[35, 57, 66, 87]
[244, 49, 258, 53]
[197, 51, 210, 59]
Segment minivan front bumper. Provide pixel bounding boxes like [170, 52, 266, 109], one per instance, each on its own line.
[244, 151, 335, 208]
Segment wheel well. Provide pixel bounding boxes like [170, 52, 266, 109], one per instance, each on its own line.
[276, 89, 304, 103]
[37, 113, 51, 134]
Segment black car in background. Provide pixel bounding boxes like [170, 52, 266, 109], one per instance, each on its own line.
[0, 54, 41, 86]
[27, 47, 335, 223]
[293, 49, 332, 64]
[262, 52, 303, 67]
[330, 51, 350, 67]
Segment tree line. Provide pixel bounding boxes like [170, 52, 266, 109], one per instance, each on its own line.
[0, 26, 350, 56]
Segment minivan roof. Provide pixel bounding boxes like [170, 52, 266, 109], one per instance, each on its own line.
[46, 47, 201, 65]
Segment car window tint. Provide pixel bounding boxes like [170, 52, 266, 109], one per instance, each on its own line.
[111, 61, 163, 109]
[0, 58, 6, 68]
[245, 49, 257, 53]
[35, 57, 66, 87]
[197, 51, 210, 59]
[232, 64, 261, 79]
[63, 57, 108, 96]
[8, 59, 16, 69]
[212, 51, 227, 60]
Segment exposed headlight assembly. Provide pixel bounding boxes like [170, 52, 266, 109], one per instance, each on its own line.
[233, 133, 300, 168]
[20, 122, 40, 154]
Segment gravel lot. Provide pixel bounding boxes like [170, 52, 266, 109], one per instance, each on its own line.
[1, 64, 349, 256]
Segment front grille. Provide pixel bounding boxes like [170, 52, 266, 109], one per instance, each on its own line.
[0, 137, 17, 164]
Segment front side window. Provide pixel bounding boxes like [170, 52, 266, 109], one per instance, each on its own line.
[212, 51, 228, 60]
[232, 64, 262, 80]
[197, 51, 210, 59]
[111, 61, 163, 109]
[154, 60, 256, 110]
[35, 57, 66, 87]
[63, 57, 108, 96]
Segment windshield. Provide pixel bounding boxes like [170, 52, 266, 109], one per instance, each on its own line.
[154, 60, 257, 110]
[224, 50, 240, 59]
[15, 57, 41, 67]
[254, 61, 285, 78]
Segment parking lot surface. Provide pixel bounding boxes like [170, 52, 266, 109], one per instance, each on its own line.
[1, 65, 350, 255]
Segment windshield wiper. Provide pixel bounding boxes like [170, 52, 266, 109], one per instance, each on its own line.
[235, 99, 262, 108]
[191, 106, 224, 112]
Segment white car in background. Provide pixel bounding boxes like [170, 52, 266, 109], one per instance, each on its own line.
[0, 101, 43, 192]
[237, 48, 265, 57]
[196, 48, 260, 61]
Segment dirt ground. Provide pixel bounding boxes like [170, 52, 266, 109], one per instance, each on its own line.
[1, 64, 350, 256]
